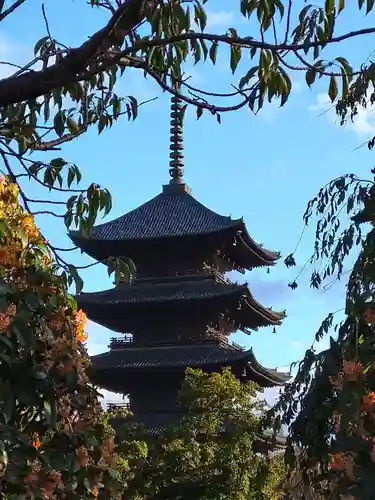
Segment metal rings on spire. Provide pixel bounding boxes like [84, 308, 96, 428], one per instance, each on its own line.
[169, 94, 184, 184]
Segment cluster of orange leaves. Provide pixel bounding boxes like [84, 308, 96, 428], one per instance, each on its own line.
[0, 177, 43, 247]
[75, 309, 88, 343]
[328, 352, 375, 483]
[0, 303, 16, 333]
[0, 177, 115, 498]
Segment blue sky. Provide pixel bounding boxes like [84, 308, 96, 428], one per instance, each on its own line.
[1, 0, 375, 403]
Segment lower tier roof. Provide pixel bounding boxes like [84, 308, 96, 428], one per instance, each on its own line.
[77, 277, 285, 333]
[91, 343, 290, 389]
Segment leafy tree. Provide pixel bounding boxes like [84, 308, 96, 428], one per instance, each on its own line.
[116, 368, 285, 500]
[3, 2, 375, 495]
[0, 0, 374, 289]
[0, 175, 125, 498]
[264, 173, 375, 497]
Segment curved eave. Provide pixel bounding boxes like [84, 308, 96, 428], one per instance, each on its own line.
[238, 286, 286, 331]
[69, 221, 280, 271]
[76, 281, 285, 334]
[247, 349, 290, 386]
[90, 345, 290, 390]
[76, 282, 248, 308]
[234, 220, 281, 268]
[68, 190, 244, 260]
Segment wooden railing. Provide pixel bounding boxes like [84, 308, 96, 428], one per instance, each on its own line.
[107, 401, 131, 411]
[109, 330, 244, 351]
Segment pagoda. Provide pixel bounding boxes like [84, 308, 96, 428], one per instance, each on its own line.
[71, 96, 289, 436]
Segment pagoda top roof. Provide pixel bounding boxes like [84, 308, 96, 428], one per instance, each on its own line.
[70, 185, 280, 267]
[91, 343, 290, 388]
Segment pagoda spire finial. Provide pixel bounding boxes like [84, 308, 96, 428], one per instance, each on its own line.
[168, 91, 185, 185]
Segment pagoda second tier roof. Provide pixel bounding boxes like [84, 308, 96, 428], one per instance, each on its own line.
[91, 343, 290, 388]
[70, 188, 279, 268]
[76, 277, 285, 333]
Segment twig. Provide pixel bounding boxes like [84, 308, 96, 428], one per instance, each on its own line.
[0, 144, 84, 193]
[41, 3, 52, 40]
[0, 0, 27, 21]
[33, 211, 64, 218]
[0, 150, 31, 212]
[50, 245, 78, 252]
[284, 0, 293, 44]
[25, 197, 67, 206]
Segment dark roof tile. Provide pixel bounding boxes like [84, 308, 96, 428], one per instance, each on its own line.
[92, 343, 290, 386]
[71, 191, 238, 242]
[77, 278, 247, 306]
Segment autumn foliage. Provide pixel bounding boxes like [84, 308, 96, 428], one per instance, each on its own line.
[0, 176, 120, 498]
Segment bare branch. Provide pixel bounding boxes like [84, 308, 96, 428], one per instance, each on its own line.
[0, 0, 27, 21]
[33, 211, 64, 218]
[41, 3, 52, 40]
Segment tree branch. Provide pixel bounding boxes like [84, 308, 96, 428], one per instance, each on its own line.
[0, 0, 149, 106]
[0, 2, 373, 107]
[119, 27, 375, 59]
[0, 0, 27, 21]
[33, 210, 64, 218]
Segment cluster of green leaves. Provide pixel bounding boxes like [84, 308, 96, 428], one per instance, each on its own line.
[263, 168, 375, 497]
[0, 0, 374, 291]
[114, 368, 286, 500]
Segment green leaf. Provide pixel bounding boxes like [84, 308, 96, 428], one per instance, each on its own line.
[128, 96, 138, 120]
[367, 0, 375, 13]
[284, 254, 296, 268]
[0, 382, 14, 424]
[67, 265, 84, 295]
[34, 36, 49, 55]
[50, 158, 67, 168]
[338, 0, 345, 13]
[18, 135, 28, 155]
[99, 189, 112, 217]
[53, 112, 65, 137]
[67, 116, 80, 134]
[67, 166, 75, 188]
[239, 66, 258, 89]
[0, 352, 12, 368]
[199, 39, 208, 60]
[44, 399, 58, 427]
[325, 0, 335, 14]
[209, 42, 218, 64]
[98, 115, 106, 134]
[230, 45, 242, 74]
[328, 74, 338, 102]
[305, 68, 317, 87]
[196, 106, 203, 120]
[194, 1, 207, 30]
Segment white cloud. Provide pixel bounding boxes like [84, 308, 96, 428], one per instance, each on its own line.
[290, 340, 303, 349]
[98, 388, 126, 409]
[310, 92, 375, 138]
[0, 31, 36, 79]
[191, 10, 239, 32]
[292, 79, 302, 93]
[262, 386, 283, 407]
[206, 10, 237, 28]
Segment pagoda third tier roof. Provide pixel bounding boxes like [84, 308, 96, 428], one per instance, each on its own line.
[91, 343, 290, 389]
[70, 187, 279, 269]
[76, 277, 285, 333]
